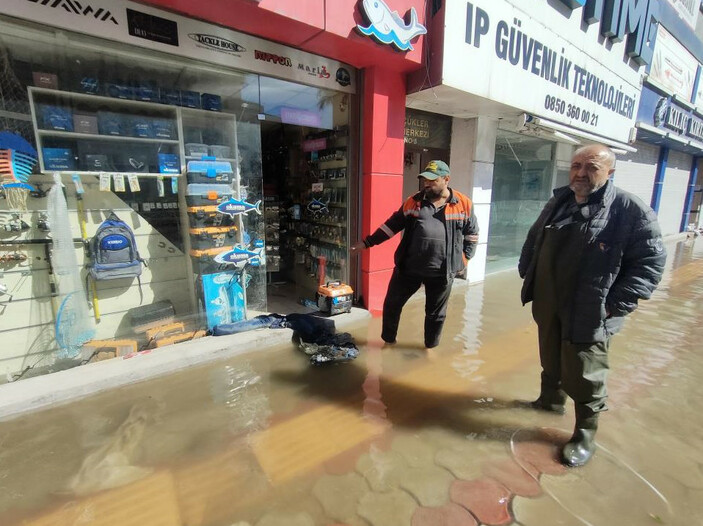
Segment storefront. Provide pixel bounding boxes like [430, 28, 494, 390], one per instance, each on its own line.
[406, 0, 657, 279]
[0, 0, 425, 378]
[631, 13, 703, 236]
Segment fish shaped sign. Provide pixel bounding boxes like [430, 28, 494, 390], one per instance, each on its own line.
[307, 197, 330, 218]
[216, 198, 262, 217]
[214, 245, 265, 269]
[357, 0, 427, 51]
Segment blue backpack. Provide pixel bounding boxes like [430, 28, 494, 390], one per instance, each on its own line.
[87, 213, 145, 281]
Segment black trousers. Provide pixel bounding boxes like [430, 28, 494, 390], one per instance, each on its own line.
[382, 269, 454, 348]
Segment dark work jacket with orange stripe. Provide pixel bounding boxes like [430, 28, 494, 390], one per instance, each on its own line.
[364, 188, 479, 279]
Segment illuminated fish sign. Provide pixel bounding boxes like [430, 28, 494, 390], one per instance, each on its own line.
[357, 0, 427, 51]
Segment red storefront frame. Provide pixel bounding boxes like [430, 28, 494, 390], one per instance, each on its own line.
[143, 0, 427, 315]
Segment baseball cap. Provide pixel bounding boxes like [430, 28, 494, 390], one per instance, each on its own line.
[419, 160, 450, 180]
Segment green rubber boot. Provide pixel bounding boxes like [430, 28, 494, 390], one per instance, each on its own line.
[562, 427, 597, 467]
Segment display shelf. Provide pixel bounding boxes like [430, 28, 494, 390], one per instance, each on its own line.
[28, 86, 176, 113]
[48, 170, 180, 178]
[37, 129, 180, 144]
[185, 156, 237, 162]
[180, 107, 237, 119]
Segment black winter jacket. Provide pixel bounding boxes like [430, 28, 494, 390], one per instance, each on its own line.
[519, 181, 666, 343]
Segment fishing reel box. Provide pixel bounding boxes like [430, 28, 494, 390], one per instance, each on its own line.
[317, 281, 353, 316]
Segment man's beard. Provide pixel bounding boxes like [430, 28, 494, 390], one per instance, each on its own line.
[570, 180, 605, 197]
[424, 187, 444, 199]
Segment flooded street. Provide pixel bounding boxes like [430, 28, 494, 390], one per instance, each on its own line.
[1, 238, 702, 526]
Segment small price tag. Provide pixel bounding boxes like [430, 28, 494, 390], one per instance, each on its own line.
[128, 174, 141, 192]
[99, 172, 111, 192]
[312, 182, 323, 192]
[156, 177, 165, 197]
[113, 174, 126, 192]
[71, 173, 84, 195]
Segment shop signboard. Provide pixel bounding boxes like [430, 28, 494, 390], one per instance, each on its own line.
[556, 0, 659, 66]
[443, 0, 649, 143]
[637, 86, 703, 142]
[404, 109, 452, 148]
[664, 0, 701, 29]
[649, 26, 698, 102]
[1, 0, 356, 94]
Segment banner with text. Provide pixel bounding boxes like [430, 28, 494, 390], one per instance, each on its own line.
[443, 0, 644, 143]
[650, 25, 698, 102]
[2, 0, 356, 94]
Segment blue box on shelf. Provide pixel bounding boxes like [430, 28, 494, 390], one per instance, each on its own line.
[79, 77, 100, 95]
[43, 148, 75, 170]
[134, 82, 160, 102]
[201, 93, 222, 112]
[105, 82, 134, 100]
[160, 88, 180, 106]
[98, 111, 126, 136]
[158, 153, 180, 174]
[180, 90, 201, 108]
[152, 119, 174, 139]
[131, 116, 154, 138]
[38, 104, 73, 131]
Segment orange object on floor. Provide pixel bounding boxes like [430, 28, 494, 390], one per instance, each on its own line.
[145, 322, 185, 341]
[82, 339, 139, 359]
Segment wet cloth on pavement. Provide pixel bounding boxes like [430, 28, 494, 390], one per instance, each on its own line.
[212, 313, 359, 365]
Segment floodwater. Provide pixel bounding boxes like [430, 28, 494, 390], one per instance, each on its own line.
[1, 238, 702, 526]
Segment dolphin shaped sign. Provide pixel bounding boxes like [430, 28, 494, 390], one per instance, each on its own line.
[357, 0, 427, 51]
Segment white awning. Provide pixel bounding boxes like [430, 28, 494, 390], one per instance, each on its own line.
[521, 114, 638, 154]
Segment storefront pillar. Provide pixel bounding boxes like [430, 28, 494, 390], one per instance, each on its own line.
[449, 117, 497, 283]
[651, 147, 669, 213]
[360, 67, 407, 315]
[681, 156, 700, 232]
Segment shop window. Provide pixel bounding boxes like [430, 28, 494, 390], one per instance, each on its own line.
[0, 17, 265, 377]
[487, 129, 555, 273]
[0, 16, 356, 379]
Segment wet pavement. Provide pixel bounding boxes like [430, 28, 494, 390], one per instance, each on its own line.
[1, 237, 702, 526]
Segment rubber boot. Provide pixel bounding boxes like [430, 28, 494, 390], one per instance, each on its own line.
[529, 390, 567, 415]
[562, 428, 597, 467]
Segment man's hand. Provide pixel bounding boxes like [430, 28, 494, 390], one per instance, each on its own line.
[350, 241, 366, 253]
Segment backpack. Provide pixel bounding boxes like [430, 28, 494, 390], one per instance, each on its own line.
[87, 212, 145, 281]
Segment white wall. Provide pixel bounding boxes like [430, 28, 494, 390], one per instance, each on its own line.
[449, 117, 498, 283]
[612, 142, 659, 205]
[658, 150, 692, 236]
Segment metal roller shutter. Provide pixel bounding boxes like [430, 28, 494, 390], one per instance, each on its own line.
[658, 150, 691, 236]
[612, 142, 659, 204]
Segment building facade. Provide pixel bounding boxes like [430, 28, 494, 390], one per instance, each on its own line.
[406, 0, 699, 280]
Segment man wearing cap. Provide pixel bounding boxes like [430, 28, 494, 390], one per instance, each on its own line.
[351, 160, 479, 349]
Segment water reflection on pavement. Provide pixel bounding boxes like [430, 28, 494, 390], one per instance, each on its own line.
[0, 238, 702, 526]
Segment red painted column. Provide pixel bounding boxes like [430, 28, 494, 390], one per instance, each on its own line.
[360, 67, 407, 316]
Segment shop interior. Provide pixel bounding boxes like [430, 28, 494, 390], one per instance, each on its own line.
[260, 118, 349, 313]
[0, 15, 353, 374]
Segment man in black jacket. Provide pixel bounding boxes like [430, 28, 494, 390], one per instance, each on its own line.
[519, 144, 666, 467]
[351, 160, 479, 349]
